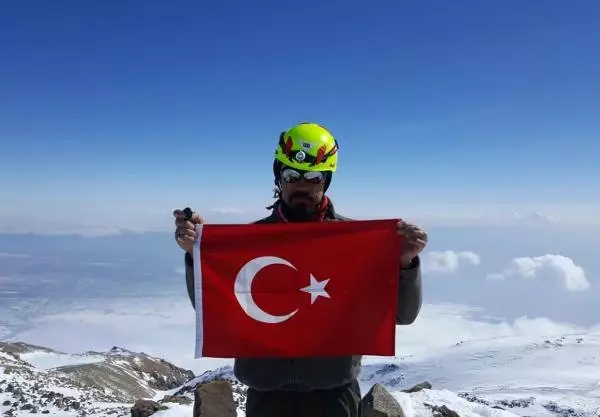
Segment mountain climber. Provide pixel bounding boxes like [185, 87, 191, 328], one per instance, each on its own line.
[173, 122, 427, 417]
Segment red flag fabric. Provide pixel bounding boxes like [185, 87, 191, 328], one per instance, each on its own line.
[192, 219, 402, 358]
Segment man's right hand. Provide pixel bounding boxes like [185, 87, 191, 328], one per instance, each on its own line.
[173, 208, 204, 254]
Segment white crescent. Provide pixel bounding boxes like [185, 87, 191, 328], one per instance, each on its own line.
[234, 256, 299, 324]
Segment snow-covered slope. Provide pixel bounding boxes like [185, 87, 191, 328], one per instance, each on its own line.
[0, 342, 194, 416]
[2, 331, 600, 417]
[360, 332, 600, 416]
[165, 331, 600, 417]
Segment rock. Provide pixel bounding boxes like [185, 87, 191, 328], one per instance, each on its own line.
[436, 405, 460, 417]
[425, 403, 461, 417]
[130, 399, 168, 417]
[403, 381, 432, 393]
[193, 380, 237, 417]
[19, 404, 33, 411]
[2, 401, 10, 406]
[160, 395, 192, 405]
[361, 383, 405, 417]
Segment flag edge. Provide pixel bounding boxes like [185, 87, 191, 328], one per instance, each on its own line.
[193, 223, 204, 358]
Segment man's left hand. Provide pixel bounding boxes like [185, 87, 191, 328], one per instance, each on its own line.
[397, 220, 428, 268]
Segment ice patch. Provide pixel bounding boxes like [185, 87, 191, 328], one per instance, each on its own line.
[20, 351, 106, 370]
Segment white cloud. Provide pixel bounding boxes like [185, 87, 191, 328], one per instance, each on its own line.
[486, 254, 590, 291]
[390, 303, 586, 359]
[512, 211, 558, 224]
[3, 198, 600, 234]
[388, 206, 600, 229]
[422, 250, 481, 274]
[9, 296, 230, 374]
[0, 252, 31, 258]
[210, 207, 246, 214]
[8, 297, 590, 375]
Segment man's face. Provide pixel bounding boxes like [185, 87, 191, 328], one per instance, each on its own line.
[279, 168, 326, 213]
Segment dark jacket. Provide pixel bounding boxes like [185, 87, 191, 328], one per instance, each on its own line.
[184, 201, 422, 391]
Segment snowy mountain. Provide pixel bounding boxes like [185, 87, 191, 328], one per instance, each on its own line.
[0, 342, 194, 416]
[2, 331, 600, 417]
[359, 332, 600, 416]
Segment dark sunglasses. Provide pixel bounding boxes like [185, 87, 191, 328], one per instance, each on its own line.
[280, 168, 325, 184]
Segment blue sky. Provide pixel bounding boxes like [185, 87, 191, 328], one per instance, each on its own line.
[1, 0, 599, 232]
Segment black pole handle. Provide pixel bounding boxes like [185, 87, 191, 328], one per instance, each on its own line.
[183, 207, 193, 220]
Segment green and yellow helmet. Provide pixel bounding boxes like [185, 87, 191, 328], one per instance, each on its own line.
[274, 122, 339, 172]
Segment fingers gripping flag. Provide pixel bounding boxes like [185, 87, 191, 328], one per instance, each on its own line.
[192, 219, 402, 358]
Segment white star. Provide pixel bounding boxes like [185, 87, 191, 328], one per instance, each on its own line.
[300, 274, 331, 304]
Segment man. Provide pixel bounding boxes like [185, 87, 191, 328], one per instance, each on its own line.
[173, 122, 427, 417]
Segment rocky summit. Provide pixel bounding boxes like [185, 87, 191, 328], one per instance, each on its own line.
[2, 340, 599, 417]
[0, 341, 193, 416]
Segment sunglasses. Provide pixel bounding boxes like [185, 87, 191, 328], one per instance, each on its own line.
[280, 168, 325, 185]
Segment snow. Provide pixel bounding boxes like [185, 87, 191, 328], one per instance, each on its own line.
[156, 330, 600, 416]
[153, 403, 193, 416]
[6, 410, 79, 417]
[152, 403, 245, 417]
[4, 330, 600, 416]
[111, 387, 528, 417]
[358, 331, 600, 415]
[20, 351, 105, 370]
[0, 350, 17, 362]
[393, 389, 521, 417]
[44, 383, 86, 399]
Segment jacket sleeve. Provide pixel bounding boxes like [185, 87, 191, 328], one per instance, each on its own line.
[184, 252, 197, 309]
[396, 256, 422, 324]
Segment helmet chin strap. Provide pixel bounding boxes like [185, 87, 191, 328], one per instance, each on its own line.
[323, 171, 332, 192]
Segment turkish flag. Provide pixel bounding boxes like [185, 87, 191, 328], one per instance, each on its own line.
[192, 219, 401, 358]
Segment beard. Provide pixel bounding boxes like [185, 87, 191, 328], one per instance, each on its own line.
[285, 191, 320, 219]
[290, 190, 316, 206]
